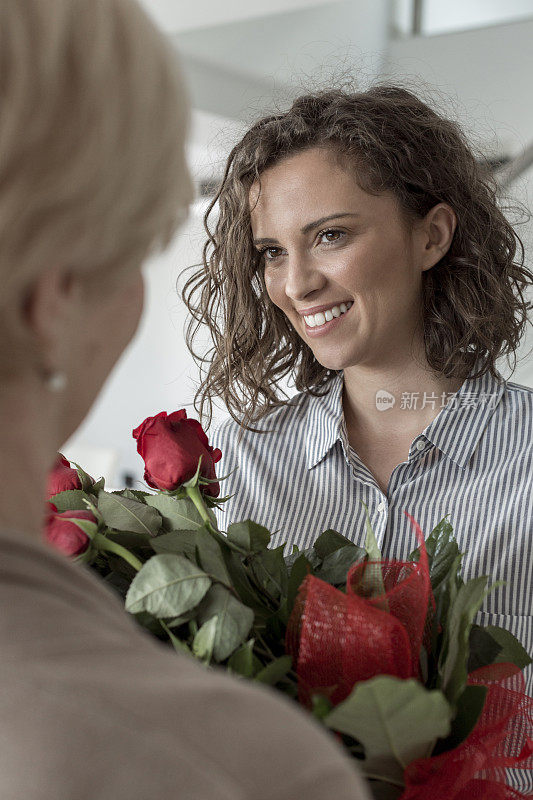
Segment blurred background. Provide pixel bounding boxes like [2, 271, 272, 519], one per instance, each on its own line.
[64, 0, 533, 487]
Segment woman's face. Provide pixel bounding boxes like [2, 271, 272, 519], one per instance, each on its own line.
[61, 266, 145, 441]
[249, 146, 430, 372]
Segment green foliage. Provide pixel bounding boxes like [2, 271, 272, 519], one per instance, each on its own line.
[196, 584, 254, 662]
[144, 493, 204, 532]
[150, 530, 198, 560]
[325, 677, 452, 785]
[50, 490, 92, 512]
[315, 544, 366, 585]
[98, 490, 162, 535]
[313, 529, 355, 559]
[226, 520, 271, 552]
[255, 655, 293, 686]
[438, 575, 501, 708]
[125, 554, 211, 618]
[481, 625, 532, 670]
[433, 684, 487, 754]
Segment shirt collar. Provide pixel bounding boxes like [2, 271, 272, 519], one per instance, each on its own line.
[305, 357, 507, 471]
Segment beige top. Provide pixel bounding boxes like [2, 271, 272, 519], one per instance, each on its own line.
[0, 527, 370, 800]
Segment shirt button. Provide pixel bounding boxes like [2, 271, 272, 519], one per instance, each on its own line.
[415, 440, 426, 451]
[377, 501, 386, 512]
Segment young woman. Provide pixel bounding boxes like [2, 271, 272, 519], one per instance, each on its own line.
[183, 87, 533, 791]
[0, 4, 371, 799]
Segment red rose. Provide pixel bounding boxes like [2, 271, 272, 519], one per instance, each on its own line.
[132, 410, 222, 496]
[45, 510, 95, 558]
[47, 453, 82, 496]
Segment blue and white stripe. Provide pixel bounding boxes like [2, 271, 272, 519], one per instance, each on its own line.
[211, 357, 533, 791]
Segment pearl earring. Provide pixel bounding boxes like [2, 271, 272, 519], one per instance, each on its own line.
[45, 371, 68, 393]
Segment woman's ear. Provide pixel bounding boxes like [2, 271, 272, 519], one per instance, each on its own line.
[23, 267, 80, 370]
[418, 203, 457, 272]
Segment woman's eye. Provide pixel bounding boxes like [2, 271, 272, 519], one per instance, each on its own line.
[261, 247, 282, 261]
[318, 229, 343, 244]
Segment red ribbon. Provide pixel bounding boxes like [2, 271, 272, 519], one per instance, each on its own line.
[402, 663, 533, 798]
[285, 512, 533, 797]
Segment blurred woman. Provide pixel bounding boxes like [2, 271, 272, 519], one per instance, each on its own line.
[0, 3, 370, 798]
[183, 87, 533, 792]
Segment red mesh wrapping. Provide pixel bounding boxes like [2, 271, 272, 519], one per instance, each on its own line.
[402, 664, 533, 799]
[286, 511, 431, 705]
[285, 512, 533, 797]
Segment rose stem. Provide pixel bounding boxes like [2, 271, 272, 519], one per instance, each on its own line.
[93, 532, 143, 572]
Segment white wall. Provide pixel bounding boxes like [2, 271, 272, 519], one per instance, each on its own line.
[384, 18, 533, 153]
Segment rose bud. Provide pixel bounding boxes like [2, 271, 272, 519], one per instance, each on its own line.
[47, 453, 82, 496]
[45, 510, 95, 559]
[132, 410, 222, 496]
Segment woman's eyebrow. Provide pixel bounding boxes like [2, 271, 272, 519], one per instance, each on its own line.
[253, 213, 358, 246]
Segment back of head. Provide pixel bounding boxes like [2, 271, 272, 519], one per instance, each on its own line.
[0, 0, 193, 371]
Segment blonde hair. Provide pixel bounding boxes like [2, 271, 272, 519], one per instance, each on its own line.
[0, 0, 193, 366]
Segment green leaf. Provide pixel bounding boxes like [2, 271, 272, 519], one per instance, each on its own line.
[72, 462, 94, 492]
[192, 616, 218, 662]
[90, 477, 105, 494]
[103, 529, 152, 551]
[50, 490, 93, 512]
[151, 530, 198, 561]
[249, 546, 288, 602]
[121, 488, 149, 501]
[325, 677, 452, 784]
[145, 493, 206, 532]
[311, 694, 333, 721]
[410, 515, 462, 601]
[313, 529, 355, 560]
[484, 625, 532, 670]
[227, 520, 271, 553]
[194, 527, 232, 586]
[98, 490, 162, 536]
[196, 584, 254, 662]
[361, 500, 382, 560]
[315, 544, 366, 585]
[125, 554, 211, 618]
[255, 655, 293, 686]
[439, 576, 502, 707]
[227, 639, 257, 678]
[433, 685, 487, 753]
[285, 546, 322, 571]
[287, 553, 312, 616]
[468, 625, 502, 672]
[166, 610, 197, 628]
[221, 550, 271, 616]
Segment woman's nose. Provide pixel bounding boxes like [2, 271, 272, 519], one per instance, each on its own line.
[283, 251, 325, 301]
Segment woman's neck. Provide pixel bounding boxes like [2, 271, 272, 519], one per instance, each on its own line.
[0, 378, 59, 539]
[342, 355, 465, 444]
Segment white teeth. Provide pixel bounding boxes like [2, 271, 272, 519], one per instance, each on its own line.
[304, 301, 352, 329]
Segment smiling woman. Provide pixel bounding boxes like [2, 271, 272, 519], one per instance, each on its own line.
[182, 86, 533, 793]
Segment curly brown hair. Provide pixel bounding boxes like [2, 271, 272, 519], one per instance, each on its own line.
[181, 85, 533, 435]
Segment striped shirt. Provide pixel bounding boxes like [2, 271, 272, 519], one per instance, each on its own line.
[211, 357, 533, 792]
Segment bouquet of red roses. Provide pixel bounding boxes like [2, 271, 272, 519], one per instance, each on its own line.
[45, 410, 533, 799]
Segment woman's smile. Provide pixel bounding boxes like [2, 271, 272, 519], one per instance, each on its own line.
[302, 300, 354, 336]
